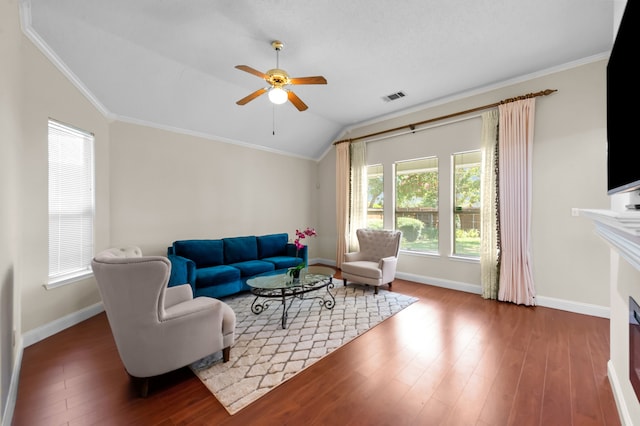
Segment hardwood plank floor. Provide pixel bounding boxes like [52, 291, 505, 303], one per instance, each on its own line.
[12, 273, 622, 425]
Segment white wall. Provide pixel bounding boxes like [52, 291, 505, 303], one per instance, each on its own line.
[316, 59, 612, 313]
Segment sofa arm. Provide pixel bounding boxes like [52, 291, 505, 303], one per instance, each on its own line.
[167, 254, 196, 295]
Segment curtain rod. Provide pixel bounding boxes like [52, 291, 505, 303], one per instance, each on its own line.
[333, 88, 557, 145]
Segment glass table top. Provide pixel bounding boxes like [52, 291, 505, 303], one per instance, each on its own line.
[246, 265, 336, 290]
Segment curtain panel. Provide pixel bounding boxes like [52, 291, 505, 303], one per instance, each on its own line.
[349, 141, 367, 252]
[335, 142, 350, 269]
[497, 99, 536, 306]
[480, 110, 500, 299]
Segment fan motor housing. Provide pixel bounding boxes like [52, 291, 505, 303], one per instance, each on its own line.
[266, 68, 290, 87]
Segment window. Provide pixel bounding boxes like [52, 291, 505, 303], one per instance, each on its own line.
[453, 150, 481, 257]
[48, 119, 95, 287]
[366, 164, 383, 228]
[395, 157, 438, 253]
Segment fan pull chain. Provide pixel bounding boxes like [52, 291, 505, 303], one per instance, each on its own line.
[272, 105, 276, 135]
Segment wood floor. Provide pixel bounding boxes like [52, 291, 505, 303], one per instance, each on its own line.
[13, 273, 622, 426]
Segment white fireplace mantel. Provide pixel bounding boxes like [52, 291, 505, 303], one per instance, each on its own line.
[579, 209, 640, 271]
[580, 208, 640, 425]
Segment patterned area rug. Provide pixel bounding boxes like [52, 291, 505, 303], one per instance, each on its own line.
[190, 279, 418, 415]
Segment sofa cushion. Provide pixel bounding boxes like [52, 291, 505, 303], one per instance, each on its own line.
[173, 239, 224, 268]
[256, 233, 288, 259]
[196, 265, 241, 288]
[262, 256, 302, 270]
[195, 281, 244, 299]
[229, 260, 275, 277]
[223, 236, 258, 264]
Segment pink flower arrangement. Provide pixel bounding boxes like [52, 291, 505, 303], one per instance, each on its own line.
[288, 227, 317, 277]
[294, 227, 317, 253]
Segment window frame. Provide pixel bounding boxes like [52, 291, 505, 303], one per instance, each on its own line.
[394, 156, 440, 254]
[451, 150, 481, 259]
[46, 119, 95, 289]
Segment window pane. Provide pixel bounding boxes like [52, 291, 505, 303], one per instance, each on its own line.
[395, 157, 438, 253]
[453, 150, 481, 256]
[48, 119, 95, 281]
[366, 164, 383, 229]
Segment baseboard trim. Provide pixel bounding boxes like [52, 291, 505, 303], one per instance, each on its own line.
[312, 259, 611, 319]
[535, 294, 610, 318]
[1, 336, 23, 426]
[395, 271, 482, 295]
[394, 271, 610, 318]
[22, 302, 104, 348]
[608, 359, 632, 425]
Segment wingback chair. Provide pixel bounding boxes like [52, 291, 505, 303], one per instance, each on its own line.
[91, 246, 236, 396]
[341, 229, 402, 294]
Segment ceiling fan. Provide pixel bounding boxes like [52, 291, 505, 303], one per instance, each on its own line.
[235, 40, 327, 111]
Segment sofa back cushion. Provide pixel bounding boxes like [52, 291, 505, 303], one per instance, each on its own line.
[223, 236, 258, 264]
[256, 233, 288, 259]
[173, 239, 224, 268]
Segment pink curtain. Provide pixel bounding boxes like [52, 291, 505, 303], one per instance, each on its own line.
[335, 142, 350, 269]
[497, 99, 536, 306]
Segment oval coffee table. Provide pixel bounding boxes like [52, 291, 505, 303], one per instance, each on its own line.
[246, 266, 336, 329]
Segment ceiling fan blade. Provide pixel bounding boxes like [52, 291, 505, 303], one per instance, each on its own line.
[289, 76, 327, 85]
[236, 88, 267, 105]
[235, 65, 269, 80]
[288, 90, 308, 111]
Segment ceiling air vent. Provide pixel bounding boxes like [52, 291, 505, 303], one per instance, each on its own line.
[382, 91, 406, 102]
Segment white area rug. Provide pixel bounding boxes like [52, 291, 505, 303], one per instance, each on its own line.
[190, 280, 418, 415]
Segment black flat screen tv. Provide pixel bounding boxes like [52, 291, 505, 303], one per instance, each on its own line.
[607, 0, 640, 195]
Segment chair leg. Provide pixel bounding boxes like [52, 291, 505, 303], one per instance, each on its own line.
[128, 374, 149, 398]
[139, 378, 149, 398]
[374, 286, 378, 295]
[343, 279, 347, 287]
[223, 346, 231, 362]
[388, 281, 392, 289]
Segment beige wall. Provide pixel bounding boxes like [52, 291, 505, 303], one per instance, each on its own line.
[108, 121, 316, 256]
[316, 60, 611, 311]
[17, 42, 316, 335]
[18, 34, 111, 333]
[0, 0, 21, 421]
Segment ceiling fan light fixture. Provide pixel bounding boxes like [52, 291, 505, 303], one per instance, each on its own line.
[268, 87, 288, 104]
[235, 39, 326, 111]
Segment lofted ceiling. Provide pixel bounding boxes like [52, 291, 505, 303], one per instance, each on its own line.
[21, 0, 614, 159]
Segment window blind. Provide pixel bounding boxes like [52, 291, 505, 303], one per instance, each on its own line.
[48, 119, 95, 285]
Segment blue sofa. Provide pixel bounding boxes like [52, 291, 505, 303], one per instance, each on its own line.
[167, 233, 307, 299]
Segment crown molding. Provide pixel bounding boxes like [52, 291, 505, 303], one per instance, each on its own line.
[18, 0, 114, 120]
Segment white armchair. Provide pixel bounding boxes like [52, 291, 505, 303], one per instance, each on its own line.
[91, 246, 236, 396]
[341, 229, 402, 294]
